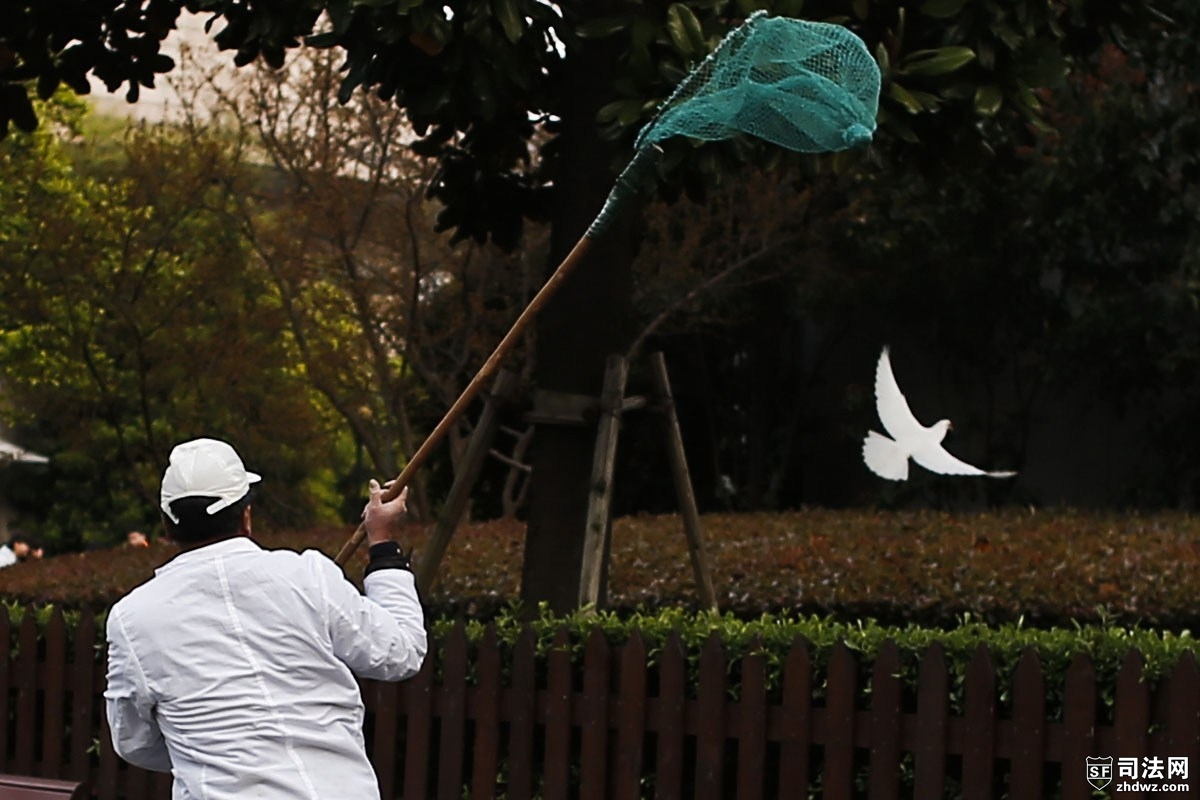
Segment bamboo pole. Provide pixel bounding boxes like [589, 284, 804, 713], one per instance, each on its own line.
[334, 236, 595, 566]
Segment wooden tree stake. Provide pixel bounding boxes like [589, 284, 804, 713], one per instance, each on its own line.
[578, 355, 629, 609]
[650, 351, 718, 611]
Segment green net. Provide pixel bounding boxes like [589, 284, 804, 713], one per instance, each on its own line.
[639, 13, 880, 154]
[589, 12, 881, 236]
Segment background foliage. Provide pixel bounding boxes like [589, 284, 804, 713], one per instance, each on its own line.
[0, 95, 346, 549]
[5, 509, 1199, 634]
[0, 0, 1197, 559]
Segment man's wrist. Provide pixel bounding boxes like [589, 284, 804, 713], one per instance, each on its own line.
[364, 540, 413, 577]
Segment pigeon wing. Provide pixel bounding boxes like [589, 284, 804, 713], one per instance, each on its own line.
[911, 444, 1017, 478]
[863, 430, 910, 480]
[874, 347, 925, 442]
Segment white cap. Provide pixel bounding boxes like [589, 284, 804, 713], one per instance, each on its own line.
[160, 438, 262, 523]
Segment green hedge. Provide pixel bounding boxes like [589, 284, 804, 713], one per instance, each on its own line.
[428, 604, 1197, 715]
[6, 509, 1200, 632]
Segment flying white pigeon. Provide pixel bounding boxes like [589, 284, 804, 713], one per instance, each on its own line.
[863, 347, 1017, 481]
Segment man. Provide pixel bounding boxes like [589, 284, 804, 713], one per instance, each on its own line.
[14, 535, 44, 560]
[105, 438, 426, 799]
[0, 532, 42, 566]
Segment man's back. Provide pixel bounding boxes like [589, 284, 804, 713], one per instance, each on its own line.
[106, 537, 425, 800]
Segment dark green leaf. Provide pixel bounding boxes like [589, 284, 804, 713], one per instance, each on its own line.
[876, 107, 920, 142]
[919, 0, 967, 19]
[990, 21, 1023, 51]
[873, 42, 890, 75]
[4, 86, 37, 133]
[576, 16, 631, 39]
[974, 84, 1003, 116]
[492, 0, 523, 44]
[596, 98, 644, 126]
[1016, 45, 1069, 87]
[887, 82, 923, 114]
[734, 0, 770, 13]
[36, 72, 60, 101]
[899, 46, 976, 77]
[305, 31, 341, 48]
[666, 4, 704, 61]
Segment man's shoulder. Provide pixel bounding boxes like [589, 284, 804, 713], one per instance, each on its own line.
[109, 546, 340, 613]
[107, 575, 166, 633]
[247, 546, 343, 590]
[292, 547, 342, 578]
[111, 568, 172, 608]
[257, 545, 336, 570]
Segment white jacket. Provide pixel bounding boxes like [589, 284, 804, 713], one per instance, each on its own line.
[105, 537, 426, 799]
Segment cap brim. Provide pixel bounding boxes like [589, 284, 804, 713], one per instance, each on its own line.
[246, 470, 262, 484]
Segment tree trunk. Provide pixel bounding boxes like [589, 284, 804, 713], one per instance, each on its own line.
[520, 7, 637, 615]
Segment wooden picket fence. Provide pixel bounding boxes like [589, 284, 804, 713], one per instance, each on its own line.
[1, 607, 1198, 799]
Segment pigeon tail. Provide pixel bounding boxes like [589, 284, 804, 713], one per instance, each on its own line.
[863, 431, 909, 481]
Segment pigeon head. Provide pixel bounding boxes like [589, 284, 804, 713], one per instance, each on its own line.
[932, 419, 953, 441]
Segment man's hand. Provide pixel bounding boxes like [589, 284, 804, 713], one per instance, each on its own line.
[362, 480, 409, 546]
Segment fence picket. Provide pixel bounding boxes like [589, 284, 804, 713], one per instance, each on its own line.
[655, 631, 687, 800]
[1164, 653, 1199, 764]
[778, 637, 812, 795]
[1009, 648, 1045, 798]
[694, 632, 727, 800]
[613, 631, 647, 800]
[14, 614, 37, 775]
[735, 644, 767, 800]
[580, 628, 611, 800]
[371, 678, 399, 799]
[962, 644, 997, 800]
[1113, 650, 1149, 800]
[437, 622, 469, 799]
[97, 715, 119, 800]
[1062, 653, 1097, 800]
[506, 628, 537, 799]
[470, 625, 502, 800]
[153, 771, 173, 797]
[543, 628, 573, 799]
[0, 611, 9, 772]
[124, 762, 152, 799]
[868, 639, 902, 800]
[401, 645, 434, 800]
[914, 642, 948, 799]
[41, 609, 68, 777]
[70, 610, 97, 784]
[825, 642, 857, 799]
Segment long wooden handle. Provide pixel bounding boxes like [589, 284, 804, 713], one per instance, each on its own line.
[334, 234, 596, 567]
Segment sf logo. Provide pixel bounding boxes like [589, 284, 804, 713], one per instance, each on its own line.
[1087, 756, 1113, 790]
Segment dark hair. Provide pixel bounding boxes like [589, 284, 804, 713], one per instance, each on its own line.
[10, 531, 39, 549]
[162, 494, 251, 543]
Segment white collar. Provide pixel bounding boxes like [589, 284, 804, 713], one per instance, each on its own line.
[155, 536, 263, 576]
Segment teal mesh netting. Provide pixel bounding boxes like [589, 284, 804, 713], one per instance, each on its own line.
[589, 12, 881, 236]
[640, 13, 880, 153]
